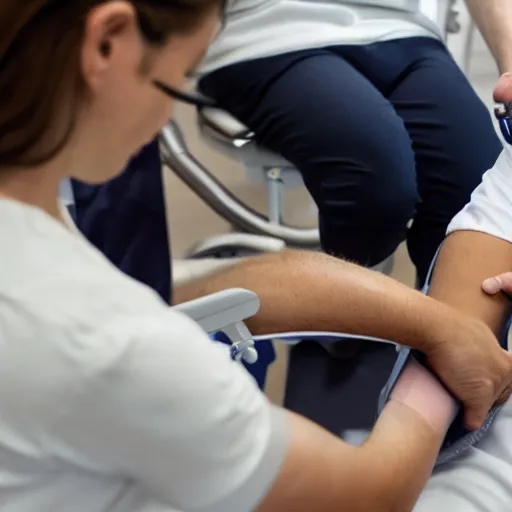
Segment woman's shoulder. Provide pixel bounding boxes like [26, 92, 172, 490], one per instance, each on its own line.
[0, 198, 169, 340]
[0, 199, 174, 401]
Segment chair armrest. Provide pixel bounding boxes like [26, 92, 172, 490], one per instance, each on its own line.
[198, 106, 254, 141]
[173, 287, 260, 333]
[173, 288, 261, 364]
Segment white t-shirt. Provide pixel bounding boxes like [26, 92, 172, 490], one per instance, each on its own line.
[0, 199, 288, 512]
[200, 0, 447, 73]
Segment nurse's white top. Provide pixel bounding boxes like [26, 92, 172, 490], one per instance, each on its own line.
[0, 199, 288, 511]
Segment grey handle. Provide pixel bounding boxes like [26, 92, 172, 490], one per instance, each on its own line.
[173, 288, 261, 364]
[173, 288, 260, 334]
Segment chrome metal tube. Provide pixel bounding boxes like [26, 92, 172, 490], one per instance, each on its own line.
[160, 121, 320, 248]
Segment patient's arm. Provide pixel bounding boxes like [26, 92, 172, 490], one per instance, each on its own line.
[428, 231, 512, 335]
[174, 243, 512, 430]
[259, 360, 457, 512]
[428, 148, 512, 335]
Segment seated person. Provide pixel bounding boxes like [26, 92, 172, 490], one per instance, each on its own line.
[412, 152, 512, 511]
[412, 7, 512, 504]
[198, 0, 501, 286]
[0, 1, 510, 511]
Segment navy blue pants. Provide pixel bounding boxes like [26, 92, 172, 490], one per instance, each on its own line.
[200, 37, 502, 284]
[72, 140, 172, 302]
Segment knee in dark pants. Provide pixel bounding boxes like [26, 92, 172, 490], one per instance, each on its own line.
[317, 158, 419, 267]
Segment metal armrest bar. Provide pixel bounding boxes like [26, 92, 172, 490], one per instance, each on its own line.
[160, 121, 320, 247]
[198, 107, 254, 142]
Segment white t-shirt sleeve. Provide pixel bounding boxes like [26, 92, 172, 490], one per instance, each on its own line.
[447, 146, 512, 242]
[49, 309, 289, 512]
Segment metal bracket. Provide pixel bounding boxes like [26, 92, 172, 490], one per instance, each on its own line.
[173, 288, 261, 364]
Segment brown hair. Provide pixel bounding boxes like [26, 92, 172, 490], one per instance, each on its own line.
[0, 0, 225, 168]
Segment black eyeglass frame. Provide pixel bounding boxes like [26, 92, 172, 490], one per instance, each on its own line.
[152, 80, 217, 108]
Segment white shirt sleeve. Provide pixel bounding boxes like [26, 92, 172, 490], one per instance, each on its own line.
[48, 308, 290, 512]
[447, 145, 512, 242]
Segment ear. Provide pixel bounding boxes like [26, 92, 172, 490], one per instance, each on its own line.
[80, 1, 141, 90]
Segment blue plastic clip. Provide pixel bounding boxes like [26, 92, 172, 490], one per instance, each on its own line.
[495, 103, 512, 145]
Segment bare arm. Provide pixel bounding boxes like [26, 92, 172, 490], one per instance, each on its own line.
[59, 309, 453, 512]
[427, 146, 512, 334]
[174, 248, 512, 430]
[465, 0, 512, 74]
[260, 363, 455, 512]
[259, 406, 445, 512]
[174, 249, 458, 351]
[428, 231, 512, 335]
[456, 3, 512, 325]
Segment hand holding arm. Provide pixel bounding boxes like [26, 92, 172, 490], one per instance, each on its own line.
[174, 247, 512, 431]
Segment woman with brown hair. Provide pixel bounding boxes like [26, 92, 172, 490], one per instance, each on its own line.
[0, 2, 511, 511]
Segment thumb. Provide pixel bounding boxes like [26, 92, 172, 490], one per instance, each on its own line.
[482, 275, 504, 295]
[494, 72, 512, 103]
[482, 273, 512, 295]
[464, 407, 486, 431]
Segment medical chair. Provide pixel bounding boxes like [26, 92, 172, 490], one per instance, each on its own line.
[159, 0, 466, 264]
[160, 119, 319, 260]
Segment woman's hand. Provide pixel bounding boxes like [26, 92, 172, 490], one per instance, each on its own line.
[423, 305, 512, 431]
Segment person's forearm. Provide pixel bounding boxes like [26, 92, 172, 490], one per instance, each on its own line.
[429, 231, 512, 335]
[465, 0, 512, 73]
[364, 360, 456, 511]
[173, 249, 460, 351]
[262, 382, 452, 512]
[364, 401, 448, 511]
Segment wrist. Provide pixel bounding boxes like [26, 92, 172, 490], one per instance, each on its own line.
[391, 359, 458, 436]
[497, 52, 512, 75]
[401, 295, 453, 353]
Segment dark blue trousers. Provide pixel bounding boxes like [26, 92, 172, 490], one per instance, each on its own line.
[72, 140, 172, 303]
[200, 37, 502, 285]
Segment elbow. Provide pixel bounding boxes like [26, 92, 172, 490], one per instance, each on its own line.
[358, 457, 422, 512]
[349, 487, 416, 512]
[370, 476, 423, 512]
[365, 487, 417, 512]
